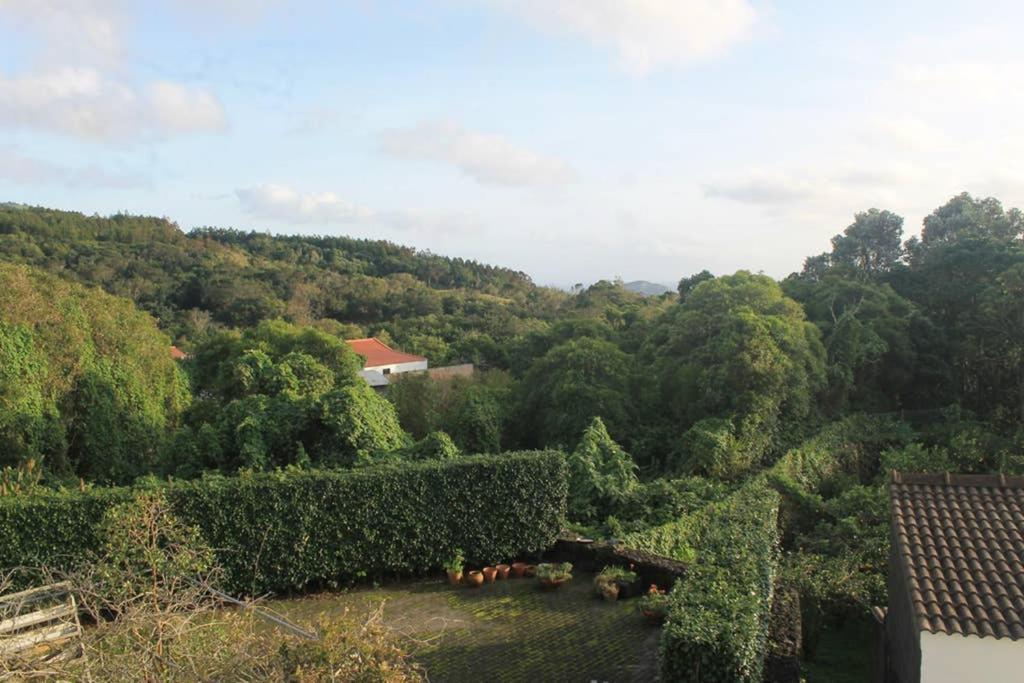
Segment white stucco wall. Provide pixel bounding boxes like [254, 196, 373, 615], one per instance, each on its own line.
[920, 631, 1024, 682]
[364, 359, 428, 375]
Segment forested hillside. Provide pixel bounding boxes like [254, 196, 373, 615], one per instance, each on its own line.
[0, 203, 571, 368]
[2, 192, 1023, 673]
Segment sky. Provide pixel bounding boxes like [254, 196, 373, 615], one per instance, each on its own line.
[1, 1, 1023, 288]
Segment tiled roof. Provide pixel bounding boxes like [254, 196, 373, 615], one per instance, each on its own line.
[890, 472, 1024, 640]
[169, 345, 188, 360]
[345, 338, 426, 368]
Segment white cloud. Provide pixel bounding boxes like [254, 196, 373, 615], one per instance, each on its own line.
[0, 0, 126, 68]
[704, 170, 818, 205]
[236, 184, 373, 224]
[0, 1, 227, 142]
[476, 0, 757, 74]
[0, 145, 143, 188]
[0, 68, 226, 141]
[236, 183, 479, 235]
[380, 120, 577, 187]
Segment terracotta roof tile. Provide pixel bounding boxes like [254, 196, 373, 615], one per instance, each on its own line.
[345, 338, 426, 369]
[891, 472, 1024, 641]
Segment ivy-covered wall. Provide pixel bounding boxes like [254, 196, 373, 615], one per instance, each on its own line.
[0, 450, 567, 595]
[657, 478, 781, 682]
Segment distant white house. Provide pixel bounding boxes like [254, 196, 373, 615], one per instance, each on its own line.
[346, 338, 428, 378]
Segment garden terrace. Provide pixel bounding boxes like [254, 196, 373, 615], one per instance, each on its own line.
[272, 570, 661, 682]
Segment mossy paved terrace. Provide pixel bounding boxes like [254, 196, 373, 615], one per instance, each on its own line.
[275, 571, 661, 682]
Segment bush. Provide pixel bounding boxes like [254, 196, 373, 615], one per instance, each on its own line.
[566, 417, 638, 523]
[659, 478, 781, 682]
[0, 451, 567, 595]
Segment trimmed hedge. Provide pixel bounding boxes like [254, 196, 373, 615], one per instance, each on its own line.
[621, 516, 697, 564]
[0, 451, 567, 595]
[659, 478, 781, 682]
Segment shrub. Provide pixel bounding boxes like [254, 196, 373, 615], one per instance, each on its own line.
[659, 478, 781, 682]
[535, 562, 572, 581]
[620, 516, 697, 564]
[0, 451, 567, 595]
[566, 417, 638, 523]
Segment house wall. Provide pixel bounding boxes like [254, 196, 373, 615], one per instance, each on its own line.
[364, 359, 428, 375]
[920, 632, 1024, 682]
[886, 525, 921, 683]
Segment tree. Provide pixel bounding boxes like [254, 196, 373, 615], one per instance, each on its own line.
[315, 383, 410, 467]
[0, 264, 190, 483]
[829, 209, 904, 276]
[784, 273, 917, 412]
[651, 272, 826, 474]
[515, 338, 634, 449]
[444, 383, 503, 454]
[677, 270, 714, 301]
[566, 417, 639, 523]
[917, 192, 1024, 251]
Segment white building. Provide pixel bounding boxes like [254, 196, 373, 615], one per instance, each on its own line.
[346, 338, 428, 377]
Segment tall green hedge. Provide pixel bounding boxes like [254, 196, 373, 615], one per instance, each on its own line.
[659, 478, 781, 682]
[0, 451, 567, 595]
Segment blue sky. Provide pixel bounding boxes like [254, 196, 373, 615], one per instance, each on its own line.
[1, 1, 1023, 287]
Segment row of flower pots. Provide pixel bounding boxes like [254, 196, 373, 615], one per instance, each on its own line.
[447, 560, 551, 587]
[443, 550, 576, 590]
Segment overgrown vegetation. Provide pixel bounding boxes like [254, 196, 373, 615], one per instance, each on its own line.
[0, 493, 424, 681]
[2, 191, 1024, 677]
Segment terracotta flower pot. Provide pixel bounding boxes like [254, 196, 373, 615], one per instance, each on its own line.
[465, 570, 484, 587]
[482, 566, 498, 584]
[511, 562, 527, 578]
[495, 564, 510, 580]
[524, 564, 537, 578]
[446, 569, 463, 586]
[642, 608, 667, 625]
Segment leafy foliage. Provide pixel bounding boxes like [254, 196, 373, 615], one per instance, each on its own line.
[565, 417, 638, 523]
[658, 479, 781, 682]
[0, 451, 567, 595]
[649, 272, 827, 475]
[0, 264, 189, 484]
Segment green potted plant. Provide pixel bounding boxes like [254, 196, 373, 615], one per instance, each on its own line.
[593, 566, 639, 602]
[639, 584, 669, 624]
[444, 549, 465, 586]
[536, 562, 573, 590]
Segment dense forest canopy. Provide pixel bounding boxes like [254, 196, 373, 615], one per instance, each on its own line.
[1, 192, 1022, 485]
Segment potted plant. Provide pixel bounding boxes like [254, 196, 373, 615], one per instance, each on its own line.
[465, 570, 484, 587]
[639, 584, 669, 624]
[511, 562, 528, 578]
[593, 566, 639, 602]
[444, 549, 465, 586]
[495, 563, 510, 580]
[482, 566, 498, 583]
[536, 562, 573, 590]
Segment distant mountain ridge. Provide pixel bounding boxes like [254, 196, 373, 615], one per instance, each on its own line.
[623, 280, 672, 296]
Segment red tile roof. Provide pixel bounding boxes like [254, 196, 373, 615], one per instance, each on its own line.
[170, 345, 188, 360]
[345, 338, 426, 368]
[890, 472, 1024, 640]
